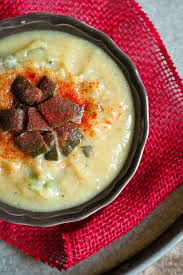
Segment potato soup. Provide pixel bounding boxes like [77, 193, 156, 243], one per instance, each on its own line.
[0, 31, 134, 211]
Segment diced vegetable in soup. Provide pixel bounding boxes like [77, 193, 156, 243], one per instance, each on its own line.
[0, 31, 134, 211]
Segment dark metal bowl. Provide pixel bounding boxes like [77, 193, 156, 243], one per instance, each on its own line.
[0, 13, 149, 226]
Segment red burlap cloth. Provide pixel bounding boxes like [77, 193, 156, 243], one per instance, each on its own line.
[0, 0, 182, 271]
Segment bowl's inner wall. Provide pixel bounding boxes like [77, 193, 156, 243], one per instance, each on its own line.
[0, 16, 147, 225]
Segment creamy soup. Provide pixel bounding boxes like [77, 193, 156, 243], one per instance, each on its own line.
[0, 31, 134, 211]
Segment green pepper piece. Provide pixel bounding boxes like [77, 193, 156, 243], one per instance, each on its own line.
[81, 145, 93, 158]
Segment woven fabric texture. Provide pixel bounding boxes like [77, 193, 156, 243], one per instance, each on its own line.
[0, 0, 182, 271]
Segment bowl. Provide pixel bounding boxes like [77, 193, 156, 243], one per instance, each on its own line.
[0, 13, 149, 226]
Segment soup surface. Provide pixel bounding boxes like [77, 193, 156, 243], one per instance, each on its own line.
[0, 31, 134, 211]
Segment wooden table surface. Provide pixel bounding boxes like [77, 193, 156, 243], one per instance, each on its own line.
[140, 240, 183, 275]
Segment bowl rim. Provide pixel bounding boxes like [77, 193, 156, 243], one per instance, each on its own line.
[0, 12, 149, 227]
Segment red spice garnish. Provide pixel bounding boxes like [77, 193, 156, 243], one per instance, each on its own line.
[0, 132, 27, 162]
[56, 79, 101, 137]
[0, 66, 103, 161]
[91, 112, 97, 119]
[105, 121, 112, 124]
[25, 72, 36, 82]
